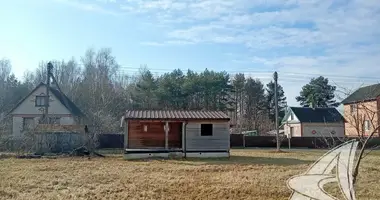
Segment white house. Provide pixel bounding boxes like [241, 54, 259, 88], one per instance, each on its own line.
[282, 107, 345, 138]
[7, 82, 85, 137]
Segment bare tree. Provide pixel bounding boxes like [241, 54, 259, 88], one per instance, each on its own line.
[336, 83, 380, 184]
[0, 58, 12, 110]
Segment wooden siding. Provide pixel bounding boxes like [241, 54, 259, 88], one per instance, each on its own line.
[35, 124, 84, 133]
[127, 120, 183, 149]
[185, 122, 230, 151]
[168, 122, 182, 148]
[128, 121, 165, 148]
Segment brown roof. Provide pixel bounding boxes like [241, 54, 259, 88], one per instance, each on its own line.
[124, 110, 230, 120]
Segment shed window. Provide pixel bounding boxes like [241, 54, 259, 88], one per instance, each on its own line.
[201, 124, 213, 136]
[35, 96, 46, 107]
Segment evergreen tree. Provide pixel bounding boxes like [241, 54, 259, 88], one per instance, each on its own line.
[296, 76, 339, 108]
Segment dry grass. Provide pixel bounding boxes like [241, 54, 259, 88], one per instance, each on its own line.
[0, 149, 379, 200]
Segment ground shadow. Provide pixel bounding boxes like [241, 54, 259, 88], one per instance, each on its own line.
[129, 155, 313, 166]
[179, 155, 313, 166]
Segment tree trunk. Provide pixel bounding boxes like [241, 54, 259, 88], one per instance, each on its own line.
[352, 127, 380, 184]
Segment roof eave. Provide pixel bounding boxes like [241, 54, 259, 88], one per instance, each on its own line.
[124, 118, 230, 121]
[341, 98, 378, 105]
[5, 82, 45, 117]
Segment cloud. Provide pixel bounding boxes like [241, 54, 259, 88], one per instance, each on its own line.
[54, 0, 380, 106]
[54, 0, 124, 16]
[140, 40, 195, 46]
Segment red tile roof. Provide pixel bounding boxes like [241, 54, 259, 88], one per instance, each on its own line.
[124, 110, 230, 120]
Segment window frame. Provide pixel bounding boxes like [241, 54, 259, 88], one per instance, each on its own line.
[364, 120, 370, 131]
[35, 95, 46, 107]
[350, 104, 357, 114]
[22, 117, 35, 131]
[200, 124, 213, 136]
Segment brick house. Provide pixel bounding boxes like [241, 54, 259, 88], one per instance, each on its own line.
[341, 83, 380, 137]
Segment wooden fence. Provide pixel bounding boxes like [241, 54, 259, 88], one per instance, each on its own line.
[97, 134, 380, 149]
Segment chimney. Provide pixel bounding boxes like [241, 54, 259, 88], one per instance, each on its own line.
[50, 80, 59, 90]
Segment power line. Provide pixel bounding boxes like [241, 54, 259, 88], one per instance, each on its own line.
[116, 67, 379, 81]
[113, 71, 379, 85]
[72, 63, 379, 81]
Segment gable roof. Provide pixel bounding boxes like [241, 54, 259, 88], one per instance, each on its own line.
[341, 83, 380, 104]
[8, 82, 84, 117]
[282, 107, 344, 123]
[124, 110, 230, 120]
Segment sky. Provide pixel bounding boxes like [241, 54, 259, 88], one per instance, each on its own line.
[1, 0, 380, 108]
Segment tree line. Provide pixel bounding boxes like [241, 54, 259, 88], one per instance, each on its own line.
[0, 48, 340, 134]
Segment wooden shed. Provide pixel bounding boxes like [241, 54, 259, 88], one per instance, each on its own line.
[120, 110, 231, 159]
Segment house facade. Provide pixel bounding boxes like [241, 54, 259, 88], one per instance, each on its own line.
[282, 107, 345, 137]
[341, 83, 380, 137]
[8, 82, 85, 137]
[121, 110, 230, 159]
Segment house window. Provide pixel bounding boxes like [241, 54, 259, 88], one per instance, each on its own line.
[350, 104, 357, 114]
[35, 96, 46, 107]
[364, 120, 370, 131]
[290, 113, 294, 120]
[201, 124, 213, 136]
[49, 117, 61, 124]
[22, 117, 35, 131]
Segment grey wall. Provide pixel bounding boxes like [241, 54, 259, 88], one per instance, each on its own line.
[11, 84, 78, 137]
[185, 121, 230, 151]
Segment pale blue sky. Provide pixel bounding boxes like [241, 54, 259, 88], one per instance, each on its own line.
[1, 0, 380, 107]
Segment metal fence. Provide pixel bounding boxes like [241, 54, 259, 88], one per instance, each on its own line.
[96, 133, 380, 149]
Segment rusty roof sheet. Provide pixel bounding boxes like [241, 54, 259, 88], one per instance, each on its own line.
[124, 110, 230, 120]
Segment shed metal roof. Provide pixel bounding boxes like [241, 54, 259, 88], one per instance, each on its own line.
[124, 110, 230, 120]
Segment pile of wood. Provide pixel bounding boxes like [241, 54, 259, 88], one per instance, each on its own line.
[70, 146, 105, 158]
[35, 124, 84, 133]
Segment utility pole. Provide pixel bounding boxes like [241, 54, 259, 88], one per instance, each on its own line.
[45, 62, 53, 124]
[274, 71, 280, 151]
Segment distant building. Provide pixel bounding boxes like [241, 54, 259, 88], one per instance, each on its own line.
[282, 107, 345, 137]
[120, 110, 231, 159]
[341, 83, 380, 137]
[7, 82, 85, 137]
